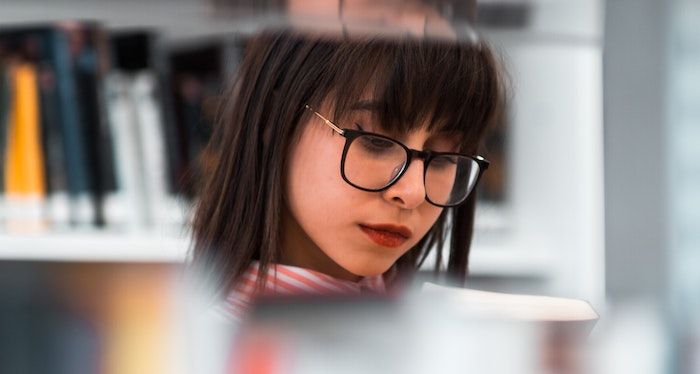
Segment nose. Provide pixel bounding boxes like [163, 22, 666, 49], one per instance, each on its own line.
[382, 158, 426, 209]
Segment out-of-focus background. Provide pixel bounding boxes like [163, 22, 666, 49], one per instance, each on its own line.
[0, 0, 698, 373]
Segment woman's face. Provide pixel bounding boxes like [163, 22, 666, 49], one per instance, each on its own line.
[282, 100, 459, 281]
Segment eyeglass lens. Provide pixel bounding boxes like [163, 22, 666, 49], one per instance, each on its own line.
[343, 134, 481, 206]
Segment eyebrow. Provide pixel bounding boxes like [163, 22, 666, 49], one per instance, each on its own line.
[350, 100, 381, 111]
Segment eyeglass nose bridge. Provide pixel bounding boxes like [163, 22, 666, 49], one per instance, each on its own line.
[386, 148, 433, 188]
[406, 148, 432, 163]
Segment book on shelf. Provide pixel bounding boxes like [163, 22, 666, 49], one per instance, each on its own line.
[168, 44, 222, 198]
[37, 53, 70, 229]
[0, 61, 10, 224]
[106, 32, 186, 230]
[3, 63, 47, 233]
[131, 72, 184, 228]
[49, 24, 97, 228]
[104, 71, 184, 230]
[104, 72, 148, 229]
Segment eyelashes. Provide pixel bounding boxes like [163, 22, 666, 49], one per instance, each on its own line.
[353, 121, 459, 152]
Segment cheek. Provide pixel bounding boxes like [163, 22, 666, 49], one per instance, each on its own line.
[415, 205, 444, 242]
[285, 126, 357, 228]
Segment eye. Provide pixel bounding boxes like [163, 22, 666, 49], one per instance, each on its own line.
[430, 155, 459, 169]
[357, 135, 397, 154]
[428, 137, 461, 153]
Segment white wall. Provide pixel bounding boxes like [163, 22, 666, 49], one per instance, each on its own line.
[472, 0, 605, 305]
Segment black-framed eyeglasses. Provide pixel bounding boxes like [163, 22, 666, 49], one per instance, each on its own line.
[304, 104, 489, 208]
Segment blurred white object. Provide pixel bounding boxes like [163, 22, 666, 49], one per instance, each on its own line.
[228, 287, 548, 374]
[422, 282, 598, 324]
[590, 301, 667, 374]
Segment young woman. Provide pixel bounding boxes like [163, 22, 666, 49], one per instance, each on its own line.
[190, 27, 503, 320]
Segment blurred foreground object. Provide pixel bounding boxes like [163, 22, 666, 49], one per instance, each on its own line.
[211, 0, 478, 39]
[231, 282, 599, 374]
[0, 262, 184, 374]
[423, 282, 598, 328]
[0, 260, 599, 374]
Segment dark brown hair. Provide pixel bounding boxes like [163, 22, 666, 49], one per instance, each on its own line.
[191, 29, 503, 296]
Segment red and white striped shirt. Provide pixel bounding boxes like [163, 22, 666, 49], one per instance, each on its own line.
[221, 261, 395, 321]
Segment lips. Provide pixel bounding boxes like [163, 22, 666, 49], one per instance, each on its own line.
[361, 224, 413, 238]
[359, 223, 413, 248]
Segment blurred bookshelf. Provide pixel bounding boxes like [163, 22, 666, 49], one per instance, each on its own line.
[0, 17, 209, 263]
[0, 0, 605, 305]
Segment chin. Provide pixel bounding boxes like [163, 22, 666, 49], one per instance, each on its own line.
[339, 257, 396, 278]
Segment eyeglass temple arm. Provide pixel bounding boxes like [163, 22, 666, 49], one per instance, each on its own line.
[305, 105, 345, 135]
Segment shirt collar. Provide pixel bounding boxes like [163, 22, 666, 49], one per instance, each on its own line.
[250, 260, 389, 295]
[223, 261, 395, 320]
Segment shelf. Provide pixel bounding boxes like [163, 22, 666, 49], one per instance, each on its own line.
[0, 231, 189, 263]
[0, 231, 550, 277]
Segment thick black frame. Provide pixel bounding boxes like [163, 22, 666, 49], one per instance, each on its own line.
[305, 105, 490, 207]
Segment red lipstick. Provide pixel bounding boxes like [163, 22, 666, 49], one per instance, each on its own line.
[359, 223, 412, 248]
